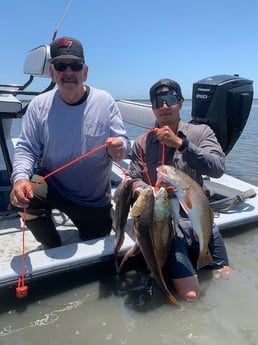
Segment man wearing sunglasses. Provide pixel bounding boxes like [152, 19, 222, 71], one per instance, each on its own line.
[10, 36, 131, 248]
[127, 78, 230, 301]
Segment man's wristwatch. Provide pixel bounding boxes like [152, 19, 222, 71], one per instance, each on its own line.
[178, 132, 189, 152]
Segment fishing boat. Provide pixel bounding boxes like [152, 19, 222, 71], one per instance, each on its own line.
[0, 44, 257, 296]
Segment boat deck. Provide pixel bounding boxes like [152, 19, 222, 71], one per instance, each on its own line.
[0, 208, 135, 290]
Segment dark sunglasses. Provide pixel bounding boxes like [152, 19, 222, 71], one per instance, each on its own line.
[152, 93, 179, 109]
[53, 62, 84, 72]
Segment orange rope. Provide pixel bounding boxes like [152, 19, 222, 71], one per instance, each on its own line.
[16, 129, 167, 298]
[139, 128, 166, 189]
[17, 0, 75, 298]
[117, 162, 128, 177]
[154, 143, 166, 190]
[27, 143, 108, 195]
[16, 219, 28, 298]
[139, 128, 157, 186]
[161, 142, 165, 165]
[16, 142, 108, 298]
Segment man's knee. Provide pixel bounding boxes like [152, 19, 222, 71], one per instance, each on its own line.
[18, 212, 38, 221]
[172, 275, 199, 301]
[25, 215, 61, 248]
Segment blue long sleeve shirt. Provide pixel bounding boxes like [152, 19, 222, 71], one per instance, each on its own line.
[11, 87, 131, 207]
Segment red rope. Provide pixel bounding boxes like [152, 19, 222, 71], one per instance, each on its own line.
[16, 129, 167, 298]
[139, 129, 157, 186]
[16, 142, 108, 298]
[17, 0, 76, 298]
[139, 128, 166, 189]
[27, 143, 108, 194]
[153, 143, 167, 190]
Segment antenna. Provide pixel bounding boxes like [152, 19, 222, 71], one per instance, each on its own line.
[51, 0, 74, 41]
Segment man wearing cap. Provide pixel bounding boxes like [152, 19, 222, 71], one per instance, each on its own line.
[10, 36, 131, 248]
[127, 78, 230, 301]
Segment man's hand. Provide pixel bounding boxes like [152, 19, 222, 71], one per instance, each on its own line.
[10, 179, 33, 208]
[106, 137, 124, 162]
[155, 126, 182, 148]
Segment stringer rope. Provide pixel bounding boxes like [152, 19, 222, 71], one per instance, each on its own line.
[139, 129, 156, 186]
[16, 126, 168, 298]
[155, 141, 166, 190]
[139, 128, 166, 189]
[16, 142, 108, 298]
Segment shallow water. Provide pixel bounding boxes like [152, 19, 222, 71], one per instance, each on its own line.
[1, 101, 258, 345]
[1, 233, 258, 345]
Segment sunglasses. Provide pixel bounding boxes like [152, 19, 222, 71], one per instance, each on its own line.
[53, 62, 84, 72]
[152, 93, 179, 109]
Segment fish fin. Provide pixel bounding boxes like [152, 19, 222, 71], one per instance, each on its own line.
[157, 274, 181, 308]
[130, 209, 141, 218]
[197, 248, 213, 270]
[105, 192, 113, 201]
[193, 230, 199, 241]
[185, 192, 193, 209]
[117, 243, 139, 273]
[178, 192, 192, 214]
[169, 220, 176, 240]
[114, 232, 125, 272]
[209, 206, 214, 221]
[152, 255, 181, 308]
[131, 223, 137, 239]
[178, 200, 189, 215]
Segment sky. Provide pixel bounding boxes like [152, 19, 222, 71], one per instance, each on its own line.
[1, 0, 258, 100]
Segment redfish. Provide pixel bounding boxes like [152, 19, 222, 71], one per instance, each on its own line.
[152, 187, 174, 268]
[157, 165, 213, 270]
[131, 187, 180, 307]
[113, 175, 133, 271]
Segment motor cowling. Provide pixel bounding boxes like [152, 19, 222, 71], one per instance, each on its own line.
[191, 74, 253, 155]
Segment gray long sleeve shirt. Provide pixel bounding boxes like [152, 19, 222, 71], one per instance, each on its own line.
[127, 120, 225, 188]
[11, 87, 131, 207]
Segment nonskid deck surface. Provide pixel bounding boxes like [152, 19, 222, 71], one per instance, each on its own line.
[207, 174, 258, 229]
[0, 209, 134, 289]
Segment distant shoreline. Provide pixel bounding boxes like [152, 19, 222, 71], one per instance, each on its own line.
[21, 98, 258, 103]
[118, 98, 258, 102]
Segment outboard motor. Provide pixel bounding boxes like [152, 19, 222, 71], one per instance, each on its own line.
[191, 75, 253, 155]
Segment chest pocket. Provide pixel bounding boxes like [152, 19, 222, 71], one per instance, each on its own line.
[84, 122, 107, 155]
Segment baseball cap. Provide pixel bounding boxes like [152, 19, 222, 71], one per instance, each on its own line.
[49, 37, 85, 63]
[149, 79, 184, 102]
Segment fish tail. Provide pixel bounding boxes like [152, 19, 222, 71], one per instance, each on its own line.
[197, 248, 213, 270]
[114, 249, 121, 273]
[166, 291, 181, 308]
[158, 274, 181, 307]
[114, 233, 125, 272]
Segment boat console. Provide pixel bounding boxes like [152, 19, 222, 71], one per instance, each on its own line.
[191, 74, 253, 155]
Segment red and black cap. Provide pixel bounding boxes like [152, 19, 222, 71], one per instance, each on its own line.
[49, 37, 85, 63]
